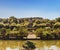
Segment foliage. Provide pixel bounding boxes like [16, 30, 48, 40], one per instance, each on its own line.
[23, 41, 36, 50]
[0, 16, 60, 40]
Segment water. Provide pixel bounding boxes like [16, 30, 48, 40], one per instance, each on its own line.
[0, 40, 60, 50]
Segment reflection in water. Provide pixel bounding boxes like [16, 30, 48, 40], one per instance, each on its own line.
[49, 45, 58, 50]
[6, 47, 19, 50]
[5, 46, 60, 50]
[0, 40, 60, 50]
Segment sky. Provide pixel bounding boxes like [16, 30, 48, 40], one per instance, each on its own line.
[0, 0, 60, 19]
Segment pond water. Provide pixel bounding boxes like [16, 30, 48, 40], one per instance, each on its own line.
[0, 40, 60, 50]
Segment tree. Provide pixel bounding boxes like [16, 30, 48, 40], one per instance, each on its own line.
[54, 22, 60, 28]
[4, 24, 9, 29]
[52, 29, 60, 39]
[3, 19, 9, 24]
[56, 17, 60, 22]
[8, 16, 18, 24]
[9, 23, 17, 30]
[35, 28, 43, 37]
[19, 28, 28, 37]
[0, 23, 4, 28]
[0, 28, 6, 39]
[42, 30, 52, 40]
[16, 27, 28, 39]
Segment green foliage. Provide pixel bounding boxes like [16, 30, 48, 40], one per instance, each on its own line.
[54, 22, 60, 28]
[0, 17, 60, 40]
[23, 41, 36, 49]
[35, 28, 43, 37]
[19, 28, 28, 37]
[56, 17, 60, 22]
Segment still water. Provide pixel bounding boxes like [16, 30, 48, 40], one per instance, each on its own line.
[0, 40, 60, 50]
